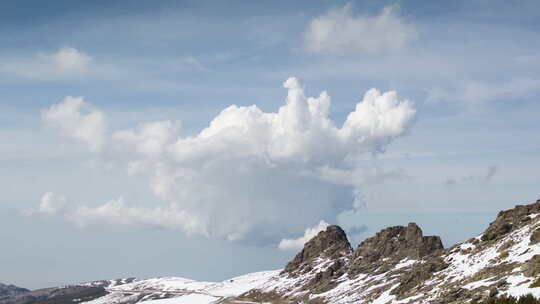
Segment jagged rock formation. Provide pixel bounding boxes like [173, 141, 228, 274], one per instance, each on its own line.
[236, 199, 540, 304]
[284, 225, 352, 273]
[355, 222, 443, 261]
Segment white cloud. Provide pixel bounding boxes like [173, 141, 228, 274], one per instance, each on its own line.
[113, 120, 181, 158]
[429, 77, 540, 106]
[23, 192, 67, 216]
[304, 4, 417, 54]
[41, 96, 107, 152]
[278, 220, 330, 251]
[36, 77, 416, 243]
[47, 47, 92, 71]
[24, 194, 206, 235]
[69, 197, 206, 234]
[0, 47, 92, 80]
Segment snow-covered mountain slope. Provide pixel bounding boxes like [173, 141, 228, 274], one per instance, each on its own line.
[76, 199, 540, 304]
[83, 271, 279, 304]
[7, 199, 536, 304]
[239, 201, 540, 304]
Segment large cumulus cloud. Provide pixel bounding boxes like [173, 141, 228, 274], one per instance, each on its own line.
[35, 77, 415, 243]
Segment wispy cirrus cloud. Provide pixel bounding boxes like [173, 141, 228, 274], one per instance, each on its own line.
[463, 78, 540, 105]
[23, 192, 67, 216]
[304, 4, 417, 55]
[0, 47, 92, 81]
[445, 165, 499, 185]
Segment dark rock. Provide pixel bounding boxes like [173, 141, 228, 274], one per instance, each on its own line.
[355, 222, 443, 261]
[496, 279, 507, 288]
[482, 200, 540, 242]
[284, 225, 352, 274]
[436, 288, 473, 303]
[523, 254, 540, 277]
[530, 228, 540, 245]
[321, 260, 344, 281]
[391, 257, 449, 298]
[472, 293, 483, 301]
[488, 286, 498, 297]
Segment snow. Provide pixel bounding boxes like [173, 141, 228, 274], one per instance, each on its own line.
[459, 242, 476, 250]
[394, 259, 416, 270]
[139, 294, 218, 304]
[82, 211, 540, 304]
[109, 277, 214, 292]
[371, 286, 396, 304]
[504, 273, 540, 298]
[442, 243, 501, 282]
[463, 277, 497, 290]
[209, 270, 279, 297]
[83, 271, 280, 304]
[440, 218, 540, 285]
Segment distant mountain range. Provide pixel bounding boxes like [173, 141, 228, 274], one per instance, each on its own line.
[2, 199, 540, 304]
[0, 284, 29, 301]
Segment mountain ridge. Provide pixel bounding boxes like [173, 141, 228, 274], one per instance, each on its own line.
[0, 284, 29, 301]
[3, 199, 540, 304]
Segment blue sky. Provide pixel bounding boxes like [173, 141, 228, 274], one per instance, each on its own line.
[1, 0, 539, 289]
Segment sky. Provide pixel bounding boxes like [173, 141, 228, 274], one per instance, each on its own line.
[1, 0, 540, 289]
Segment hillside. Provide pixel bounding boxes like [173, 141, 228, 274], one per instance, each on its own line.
[0, 284, 29, 301]
[3, 199, 540, 304]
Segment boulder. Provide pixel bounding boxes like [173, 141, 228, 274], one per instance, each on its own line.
[523, 254, 540, 277]
[530, 228, 540, 245]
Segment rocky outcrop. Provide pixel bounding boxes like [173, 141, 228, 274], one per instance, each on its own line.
[390, 257, 449, 298]
[482, 199, 540, 242]
[354, 222, 443, 261]
[264, 199, 540, 303]
[284, 225, 352, 273]
[279, 221, 447, 301]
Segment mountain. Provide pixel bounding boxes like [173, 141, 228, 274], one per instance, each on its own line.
[0, 284, 29, 300]
[3, 199, 540, 304]
[0, 280, 133, 304]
